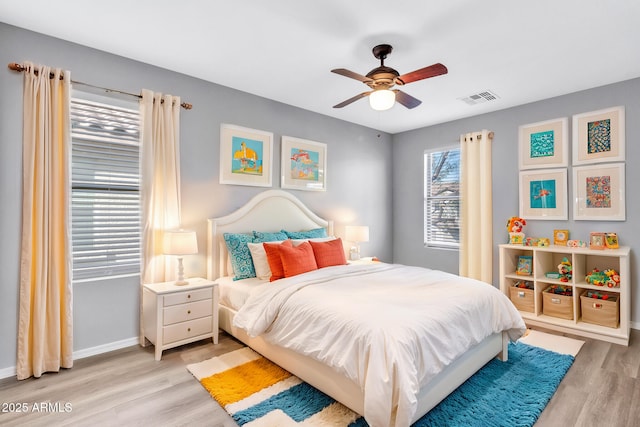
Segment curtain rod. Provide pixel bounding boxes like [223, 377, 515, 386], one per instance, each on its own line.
[462, 131, 494, 142]
[8, 62, 192, 110]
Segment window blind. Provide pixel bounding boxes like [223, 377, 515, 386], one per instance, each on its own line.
[424, 148, 461, 248]
[71, 98, 141, 281]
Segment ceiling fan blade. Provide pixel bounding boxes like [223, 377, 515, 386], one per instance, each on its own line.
[331, 68, 373, 83]
[333, 92, 371, 108]
[397, 63, 448, 85]
[394, 90, 422, 109]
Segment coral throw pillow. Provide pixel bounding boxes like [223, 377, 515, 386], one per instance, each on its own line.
[263, 240, 293, 282]
[310, 238, 347, 268]
[278, 241, 318, 278]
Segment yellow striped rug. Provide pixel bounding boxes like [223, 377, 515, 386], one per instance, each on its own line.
[187, 347, 363, 426]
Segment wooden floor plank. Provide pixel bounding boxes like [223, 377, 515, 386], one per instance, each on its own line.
[0, 329, 637, 427]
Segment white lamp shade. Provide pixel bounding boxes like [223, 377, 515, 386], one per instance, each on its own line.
[163, 230, 198, 255]
[369, 89, 395, 111]
[345, 225, 369, 243]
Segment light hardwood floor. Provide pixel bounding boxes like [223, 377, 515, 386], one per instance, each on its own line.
[0, 328, 638, 427]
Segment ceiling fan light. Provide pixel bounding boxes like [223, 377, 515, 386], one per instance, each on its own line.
[369, 89, 395, 111]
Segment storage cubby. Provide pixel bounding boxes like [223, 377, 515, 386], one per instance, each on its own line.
[499, 243, 631, 346]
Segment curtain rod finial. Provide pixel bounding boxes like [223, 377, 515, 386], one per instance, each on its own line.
[8, 62, 24, 72]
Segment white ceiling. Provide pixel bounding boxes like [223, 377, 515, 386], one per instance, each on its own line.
[2, 0, 640, 134]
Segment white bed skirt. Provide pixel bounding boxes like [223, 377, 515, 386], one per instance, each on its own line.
[218, 304, 507, 425]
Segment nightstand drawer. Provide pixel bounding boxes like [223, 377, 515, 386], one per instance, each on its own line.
[163, 299, 213, 325]
[163, 287, 212, 306]
[163, 316, 212, 344]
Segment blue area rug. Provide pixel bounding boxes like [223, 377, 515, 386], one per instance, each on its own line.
[413, 342, 574, 426]
[188, 342, 574, 427]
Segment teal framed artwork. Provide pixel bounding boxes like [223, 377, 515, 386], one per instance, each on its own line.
[518, 117, 568, 170]
[519, 168, 568, 220]
[573, 163, 625, 221]
[572, 106, 625, 165]
[220, 124, 273, 187]
[281, 136, 326, 191]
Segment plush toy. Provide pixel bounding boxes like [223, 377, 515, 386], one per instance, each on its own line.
[557, 257, 572, 282]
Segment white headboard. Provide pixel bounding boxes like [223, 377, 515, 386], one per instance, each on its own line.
[207, 190, 334, 280]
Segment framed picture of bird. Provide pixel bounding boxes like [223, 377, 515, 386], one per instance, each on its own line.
[281, 136, 327, 191]
[220, 123, 274, 187]
[519, 168, 568, 220]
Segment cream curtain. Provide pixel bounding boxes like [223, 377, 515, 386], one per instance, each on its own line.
[459, 130, 493, 282]
[140, 89, 182, 286]
[17, 62, 73, 380]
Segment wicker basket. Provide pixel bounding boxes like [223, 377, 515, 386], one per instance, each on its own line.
[542, 287, 573, 320]
[580, 290, 619, 328]
[509, 287, 534, 312]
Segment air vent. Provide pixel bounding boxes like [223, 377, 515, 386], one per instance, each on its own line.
[459, 90, 500, 106]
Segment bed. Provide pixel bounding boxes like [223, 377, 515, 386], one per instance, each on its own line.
[207, 190, 525, 427]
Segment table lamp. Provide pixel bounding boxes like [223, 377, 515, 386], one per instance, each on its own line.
[163, 229, 198, 286]
[345, 225, 369, 260]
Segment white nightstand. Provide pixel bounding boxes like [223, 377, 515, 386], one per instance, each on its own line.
[142, 277, 219, 361]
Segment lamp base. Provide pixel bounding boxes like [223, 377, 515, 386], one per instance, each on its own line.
[174, 257, 189, 286]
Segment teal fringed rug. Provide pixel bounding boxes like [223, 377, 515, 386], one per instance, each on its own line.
[188, 342, 574, 427]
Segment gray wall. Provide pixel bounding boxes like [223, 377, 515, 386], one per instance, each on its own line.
[2, 20, 638, 375]
[392, 78, 640, 327]
[0, 23, 393, 373]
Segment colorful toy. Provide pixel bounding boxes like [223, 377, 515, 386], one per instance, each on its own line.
[514, 280, 534, 289]
[604, 269, 620, 288]
[545, 284, 572, 296]
[567, 239, 588, 248]
[585, 268, 619, 287]
[537, 238, 550, 247]
[507, 216, 526, 244]
[557, 257, 572, 282]
[507, 216, 526, 233]
[585, 290, 617, 301]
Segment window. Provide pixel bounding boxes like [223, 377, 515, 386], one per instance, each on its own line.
[71, 95, 141, 281]
[424, 147, 461, 248]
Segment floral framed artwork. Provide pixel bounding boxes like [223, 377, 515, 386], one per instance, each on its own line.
[281, 136, 327, 191]
[572, 106, 625, 165]
[519, 168, 568, 220]
[573, 163, 625, 221]
[518, 117, 568, 169]
[219, 124, 273, 187]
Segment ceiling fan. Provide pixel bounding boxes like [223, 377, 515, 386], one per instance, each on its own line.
[331, 44, 448, 111]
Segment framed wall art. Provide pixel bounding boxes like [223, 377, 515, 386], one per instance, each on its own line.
[573, 163, 625, 221]
[219, 124, 273, 187]
[519, 168, 568, 220]
[518, 117, 568, 169]
[281, 136, 327, 191]
[572, 106, 625, 165]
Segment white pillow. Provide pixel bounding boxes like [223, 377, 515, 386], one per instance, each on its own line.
[247, 241, 280, 280]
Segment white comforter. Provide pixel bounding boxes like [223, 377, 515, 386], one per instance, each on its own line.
[233, 263, 525, 427]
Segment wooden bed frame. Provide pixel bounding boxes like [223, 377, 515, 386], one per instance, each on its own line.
[207, 190, 508, 424]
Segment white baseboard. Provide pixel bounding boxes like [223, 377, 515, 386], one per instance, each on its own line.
[0, 336, 139, 380]
[72, 336, 139, 360]
[0, 366, 16, 380]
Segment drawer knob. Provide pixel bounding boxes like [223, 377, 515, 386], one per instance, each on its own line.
[187, 294, 191, 299]
[187, 310, 191, 314]
[187, 327, 191, 332]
